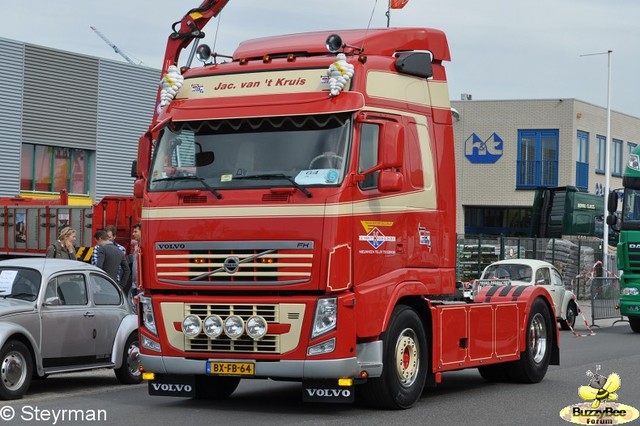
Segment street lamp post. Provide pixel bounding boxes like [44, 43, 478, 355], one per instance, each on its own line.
[580, 50, 612, 272]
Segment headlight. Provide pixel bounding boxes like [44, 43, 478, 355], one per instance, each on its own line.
[629, 154, 640, 171]
[203, 315, 223, 338]
[224, 315, 244, 339]
[182, 315, 202, 338]
[622, 287, 640, 296]
[311, 297, 337, 338]
[140, 295, 157, 336]
[246, 316, 268, 340]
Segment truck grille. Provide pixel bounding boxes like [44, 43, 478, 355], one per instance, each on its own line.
[155, 241, 314, 285]
[180, 303, 304, 354]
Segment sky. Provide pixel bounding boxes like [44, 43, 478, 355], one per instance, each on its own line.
[4, 0, 639, 117]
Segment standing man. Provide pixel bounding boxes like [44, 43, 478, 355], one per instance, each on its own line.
[91, 225, 128, 285]
[94, 230, 130, 288]
[130, 223, 142, 298]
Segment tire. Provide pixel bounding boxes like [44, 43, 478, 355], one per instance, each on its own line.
[194, 376, 240, 400]
[358, 305, 428, 409]
[478, 364, 509, 382]
[630, 316, 640, 333]
[560, 302, 577, 330]
[114, 333, 142, 384]
[0, 340, 32, 400]
[505, 297, 552, 383]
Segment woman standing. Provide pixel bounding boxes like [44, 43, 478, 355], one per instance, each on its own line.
[45, 227, 77, 259]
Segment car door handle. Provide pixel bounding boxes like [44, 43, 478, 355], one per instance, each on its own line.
[84, 311, 95, 318]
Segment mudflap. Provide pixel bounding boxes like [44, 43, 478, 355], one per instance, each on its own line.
[302, 380, 354, 404]
[148, 374, 196, 397]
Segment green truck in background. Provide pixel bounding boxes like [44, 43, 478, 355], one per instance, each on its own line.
[531, 186, 604, 239]
[607, 148, 640, 333]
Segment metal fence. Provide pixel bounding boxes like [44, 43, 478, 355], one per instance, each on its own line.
[589, 277, 623, 324]
[456, 235, 609, 285]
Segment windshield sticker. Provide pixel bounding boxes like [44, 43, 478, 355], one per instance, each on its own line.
[295, 169, 340, 185]
[221, 174, 233, 182]
[0, 270, 18, 293]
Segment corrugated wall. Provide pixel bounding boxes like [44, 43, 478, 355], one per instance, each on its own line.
[23, 46, 99, 150]
[95, 61, 158, 200]
[0, 38, 24, 197]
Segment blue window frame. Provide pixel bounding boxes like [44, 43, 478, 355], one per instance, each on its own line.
[612, 139, 623, 177]
[596, 135, 606, 174]
[576, 130, 589, 190]
[517, 129, 559, 188]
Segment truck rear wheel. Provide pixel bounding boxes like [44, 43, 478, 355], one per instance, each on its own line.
[629, 316, 640, 333]
[505, 297, 552, 383]
[194, 376, 240, 400]
[358, 305, 428, 409]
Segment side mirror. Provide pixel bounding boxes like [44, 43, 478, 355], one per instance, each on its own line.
[379, 123, 404, 169]
[130, 160, 138, 178]
[378, 170, 403, 192]
[607, 191, 619, 213]
[137, 132, 152, 179]
[43, 296, 62, 306]
[133, 178, 145, 198]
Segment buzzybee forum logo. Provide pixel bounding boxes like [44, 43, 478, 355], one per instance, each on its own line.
[560, 365, 639, 424]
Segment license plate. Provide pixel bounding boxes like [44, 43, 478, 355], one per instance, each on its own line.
[206, 361, 255, 376]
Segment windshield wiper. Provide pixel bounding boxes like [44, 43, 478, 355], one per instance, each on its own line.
[233, 173, 312, 198]
[152, 175, 222, 199]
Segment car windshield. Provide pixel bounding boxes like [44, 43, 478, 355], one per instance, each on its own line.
[622, 188, 640, 229]
[149, 113, 352, 192]
[482, 264, 532, 282]
[0, 267, 42, 302]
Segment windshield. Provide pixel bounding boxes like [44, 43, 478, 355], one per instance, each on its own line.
[149, 113, 352, 191]
[0, 267, 42, 302]
[481, 264, 532, 282]
[622, 188, 640, 229]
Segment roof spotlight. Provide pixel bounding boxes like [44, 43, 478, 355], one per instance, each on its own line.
[196, 44, 212, 64]
[325, 34, 344, 54]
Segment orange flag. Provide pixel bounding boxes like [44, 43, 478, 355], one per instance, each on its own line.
[391, 0, 409, 9]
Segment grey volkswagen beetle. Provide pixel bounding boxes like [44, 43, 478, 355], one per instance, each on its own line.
[0, 258, 141, 399]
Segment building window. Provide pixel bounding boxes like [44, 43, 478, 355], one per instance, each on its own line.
[576, 130, 589, 190]
[612, 139, 623, 177]
[516, 129, 559, 188]
[20, 144, 92, 194]
[464, 206, 532, 236]
[596, 135, 606, 174]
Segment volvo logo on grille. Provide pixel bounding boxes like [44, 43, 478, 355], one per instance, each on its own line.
[223, 256, 241, 274]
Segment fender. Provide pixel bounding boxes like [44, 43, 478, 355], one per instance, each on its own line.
[355, 278, 430, 338]
[110, 314, 138, 368]
[0, 322, 43, 376]
[475, 285, 559, 363]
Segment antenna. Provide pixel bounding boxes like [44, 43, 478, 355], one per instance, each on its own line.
[90, 25, 137, 65]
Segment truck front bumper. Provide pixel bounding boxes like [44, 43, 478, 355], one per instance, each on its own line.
[141, 354, 360, 378]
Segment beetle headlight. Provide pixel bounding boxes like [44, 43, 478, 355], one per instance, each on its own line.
[140, 295, 157, 336]
[246, 316, 268, 340]
[182, 315, 202, 338]
[203, 315, 223, 338]
[312, 297, 337, 338]
[224, 315, 244, 340]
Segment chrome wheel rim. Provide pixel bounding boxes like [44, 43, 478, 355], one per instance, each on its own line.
[529, 313, 547, 364]
[395, 328, 420, 387]
[126, 342, 141, 377]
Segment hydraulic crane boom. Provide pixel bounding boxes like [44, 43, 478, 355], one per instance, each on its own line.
[90, 25, 137, 65]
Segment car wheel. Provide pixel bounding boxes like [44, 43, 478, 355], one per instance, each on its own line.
[114, 333, 142, 384]
[194, 376, 240, 400]
[504, 297, 552, 383]
[0, 340, 32, 400]
[629, 316, 640, 333]
[560, 302, 578, 330]
[358, 305, 428, 409]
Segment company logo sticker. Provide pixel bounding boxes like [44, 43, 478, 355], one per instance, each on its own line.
[418, 224, 431, 251]
[191, 83, 205, 93]
[358, 221, 395, 254]
[559, 365, 639, 424]
[464, 132, 503, 164]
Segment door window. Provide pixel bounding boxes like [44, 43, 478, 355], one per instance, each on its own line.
[47, 274, 87, 305]
[91, 274, 122, 305]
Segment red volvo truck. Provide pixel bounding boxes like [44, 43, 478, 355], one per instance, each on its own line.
[135, 0, 559, 409]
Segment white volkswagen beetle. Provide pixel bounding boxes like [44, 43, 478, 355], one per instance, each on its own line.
[479, 259, 578, 330]
[0, 258, 141, 399]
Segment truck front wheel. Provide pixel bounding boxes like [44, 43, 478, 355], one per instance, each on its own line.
[629, 316, 640, 333]
[505, 297, 552, 383]
[358, 305, 428, 409]
[194, 376, 240, 400]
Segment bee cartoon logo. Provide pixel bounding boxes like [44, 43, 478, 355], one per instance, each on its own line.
[578, 365, 620, 408]
[559, 365, 639, 424]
